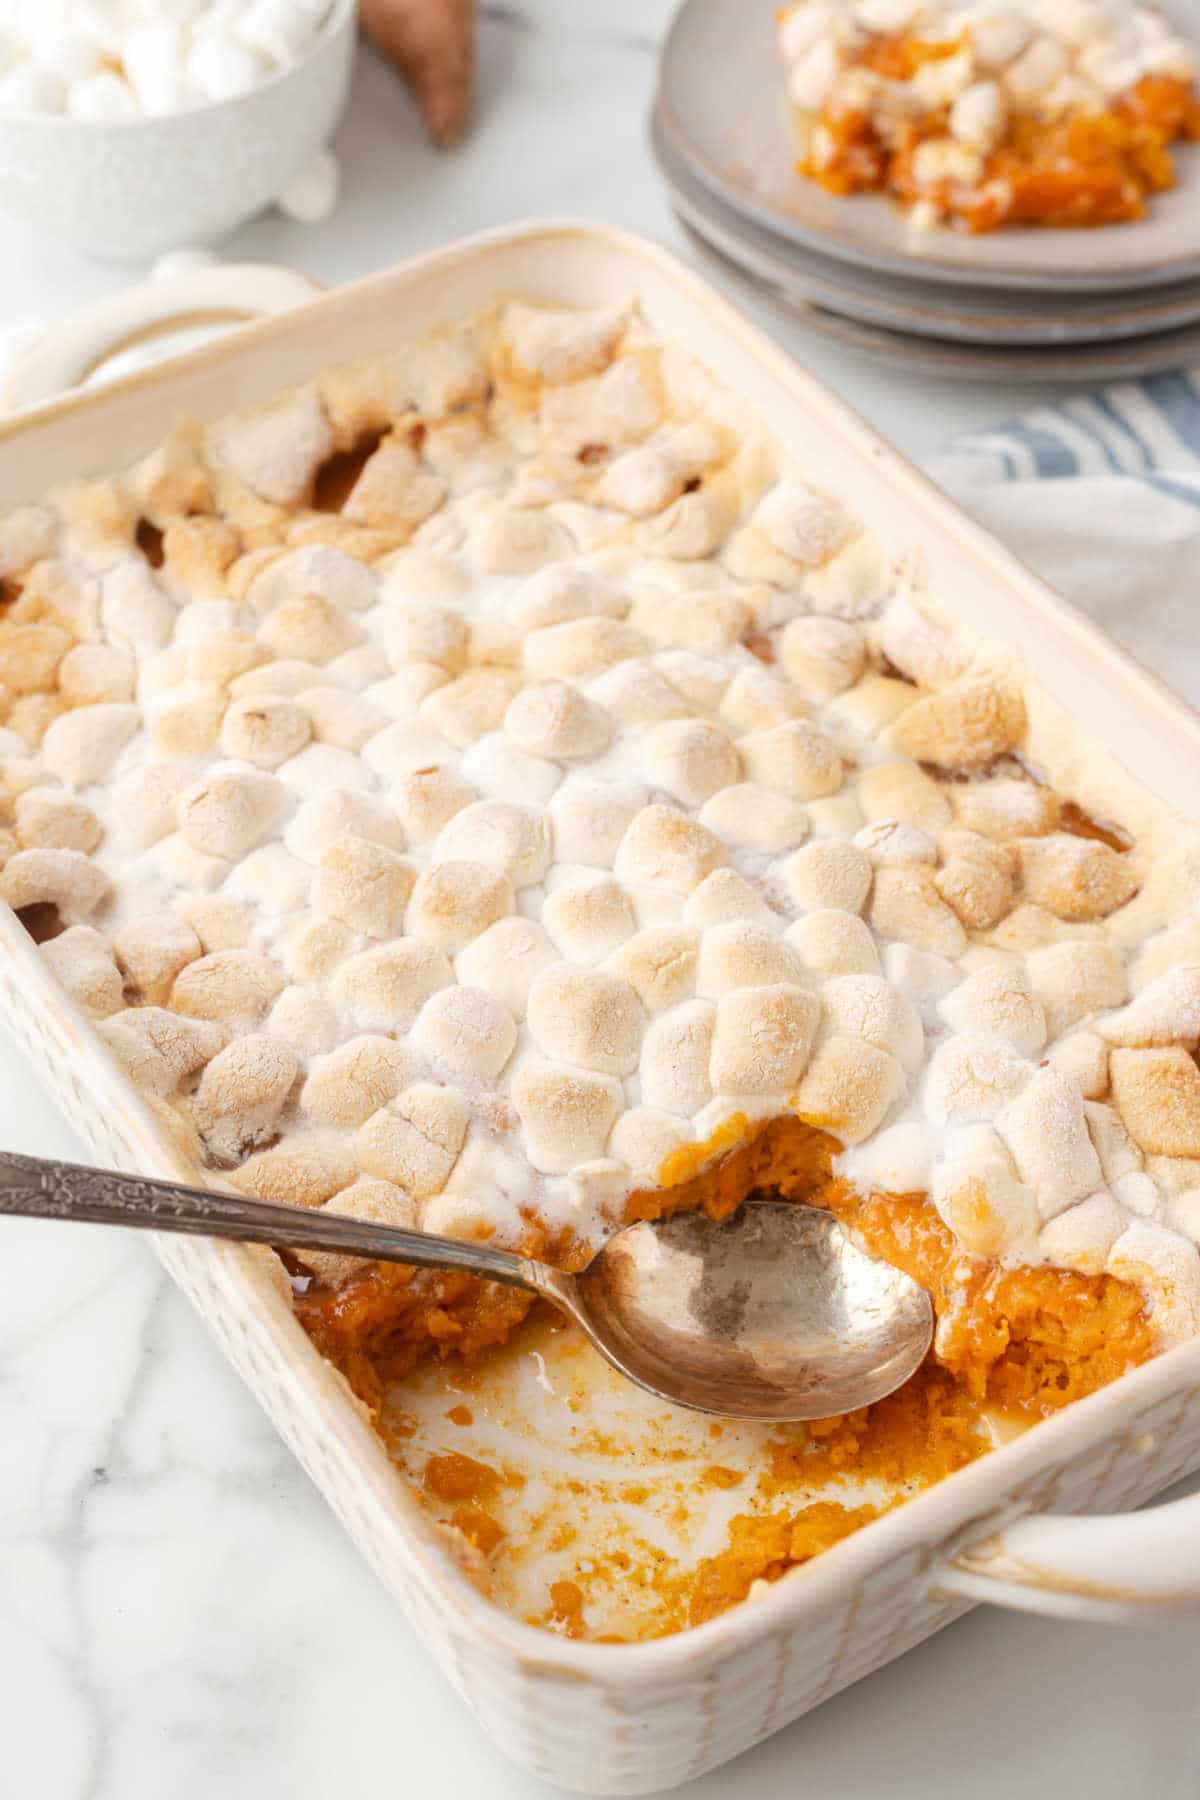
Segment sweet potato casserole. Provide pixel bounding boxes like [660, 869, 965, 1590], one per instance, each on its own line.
[776, 0, 1200, 232]
[1, 298, 1199, 1639]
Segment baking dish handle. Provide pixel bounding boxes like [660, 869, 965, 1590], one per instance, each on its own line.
[932, 1488, 1200, 1622]
[2, 262, 321, 412]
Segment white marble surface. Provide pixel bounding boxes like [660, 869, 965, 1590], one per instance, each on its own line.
[2, 5, 1199, 1797]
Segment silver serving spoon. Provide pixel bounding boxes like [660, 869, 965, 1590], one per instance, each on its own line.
[0, 1150, 933, 1421]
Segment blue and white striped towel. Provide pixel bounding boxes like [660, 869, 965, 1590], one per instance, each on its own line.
[923, 371, 1200, 710]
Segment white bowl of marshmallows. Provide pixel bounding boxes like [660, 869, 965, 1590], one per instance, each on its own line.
[0, 0, 355, 259]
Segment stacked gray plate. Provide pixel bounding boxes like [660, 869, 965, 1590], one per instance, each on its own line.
[652, 0, 1200, 380]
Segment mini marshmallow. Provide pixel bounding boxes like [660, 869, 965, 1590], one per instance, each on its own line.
[511, 1061, 623, 1175]
[938, 961, 1046, 1056]
[932, 1124, 1037, 1259]
[335, 937, 452, 1027]
[527, 962, 644, 1076]
[1000, 1065, 1102, 1220]
[709, 983, 819, 1096]
[455, 915, 558, 1017]
[412, 984, 517, 1083]
[924, 1034, 1031, 1126]
[543, 878, 636, 965]
[738, 719, 843, 801]
[192, 1033, 300, 1162]
[682, 869, 772, 929]
[785, 908, 880, 978]
[434, 800, 551, 888]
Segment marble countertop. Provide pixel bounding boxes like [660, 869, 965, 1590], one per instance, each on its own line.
[3, 5, 1199, 1797]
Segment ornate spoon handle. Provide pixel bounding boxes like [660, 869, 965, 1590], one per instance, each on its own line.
[0, 1149, 572, 1304]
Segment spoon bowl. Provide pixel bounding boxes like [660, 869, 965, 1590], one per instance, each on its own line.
[0, 1151, 933, 1421]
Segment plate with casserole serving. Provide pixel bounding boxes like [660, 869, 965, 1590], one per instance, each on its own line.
[656, 0, 1200, 291]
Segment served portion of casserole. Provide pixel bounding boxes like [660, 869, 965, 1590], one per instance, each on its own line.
[1, 298, 1198, 1638]
[776, 0, 1200, 231]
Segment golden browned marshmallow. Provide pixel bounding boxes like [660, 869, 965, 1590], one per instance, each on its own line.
[543, 878, 636, 964]
[856, 761, 951, 835]
[335, 937, 453, 1025]
[931, 1124, 1037, 1258]
[230, 1137, 359, 1210]
[102, 765, 185, 853]
[1108, 1220, 1200, 1344]
[0, 622, 70, 695]
[642, 719, 740, 808]
[15, 787, 101, 854]
[589, 658, 691, 728]
[709, 983, 819, 1096]
[112, 913, 202, 1004]
[682, 868, 772, 928]
[266, 984, 337, 1056]
[0, 846, 109, 921]
[161, 516, 239, 599]
[391, 764, 476, 845]
[232, 658, 323, 700]
[695, 920, 803, 998]
[413, 984, 518, 1082]
[342, 439, 446, 533]
[751, 480, 850, 567]
[285, 788, 405, 867]
[149, 693, 225, 760]
[248, 543, 376, 617]
[177, 768, 287, 861]
[934, 830, 1016, 931]
[606, 924, 700, 1016]
[999, 1065, 1103, 1218]
[628, 588, 752, 658]
[640, 999, 715, 1117]
[886, 675, 1026, 770]
[186, 633, 267, 690]
[738, 719, 843, 801]
[454, 916, 558, 1019]
[313, 835, 416, 938]
[869, 865, 967, 958]
[939, 961, 1047, 1056]
[219, 695, 312, 769]
[785, 908, 880, 977]
[434, 800, 552, 889]
[613, 804, 725, 897]
[293, 686, 385, 755]
[1017, 834, 1139, 922]
[782, 839, 872, 915]
[549, 778, 647, 868]
[512, 1060, 624, 1174]
[1098, 965, 1200, 1049]
[1038, 1192, 1125, 1275]
[502, 681, 608, 766]
[524, 616, 647, 682]
[41, 925, 124, 1018]
[685, 780, 798, 865]
[608, 1106, 690, 1179]
[301, 1035, 417, 1127]
[40, 704, 140, 788]
[469, 504, 573, 576]
[527, 963, 644, 1076]
[357, 1083, 470, 1195]
[795, 1033, 904, 1143]
[57, 643, 136, 708]
[822, 973, 923, 1071]
[950, 776, 1060, 840]
[1026, 939, 1128, 1040]
[295, 1179, 420, 1288]
[593, 446, 685, 518]
[855, 820, 936, 867]
[282, 914, 355, 984]
[259, 592, 362, 667]
[169, 949, 284, 1026]
[924, 1033, 1031, 1125]
[1046, 1029, 1110, 1101]
[504, 302, 628, 383]
[779, 617, 866, 699]
[191, 1033, 301, 1162]
[212, 385, 333, 507]
[421, 669, 523, 748]
[98, 1005, 224, 1098]
[718, 665, 801, 734]
[1111, 1047, 1200, 1158]
[407, 859, 515, 951]
[874, 590, 973, 690]
[505, 564, 629, 634]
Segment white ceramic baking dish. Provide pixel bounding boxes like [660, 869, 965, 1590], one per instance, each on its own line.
[3, 222, 1200, 1796]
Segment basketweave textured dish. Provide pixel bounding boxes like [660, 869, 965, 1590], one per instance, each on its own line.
[4, 224, 1200, 1793]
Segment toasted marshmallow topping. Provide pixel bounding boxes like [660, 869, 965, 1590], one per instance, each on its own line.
[4, 296, 1198, 1341]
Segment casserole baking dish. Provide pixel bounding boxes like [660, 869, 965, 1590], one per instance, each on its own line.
[3, 222, 1200, 1794]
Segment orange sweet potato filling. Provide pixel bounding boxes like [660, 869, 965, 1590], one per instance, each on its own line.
[295, 1113, 1154, 1634]
[797, 45, 1200, 233]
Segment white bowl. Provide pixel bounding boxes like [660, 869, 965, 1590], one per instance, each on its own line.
[0, 0, 356, 262]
